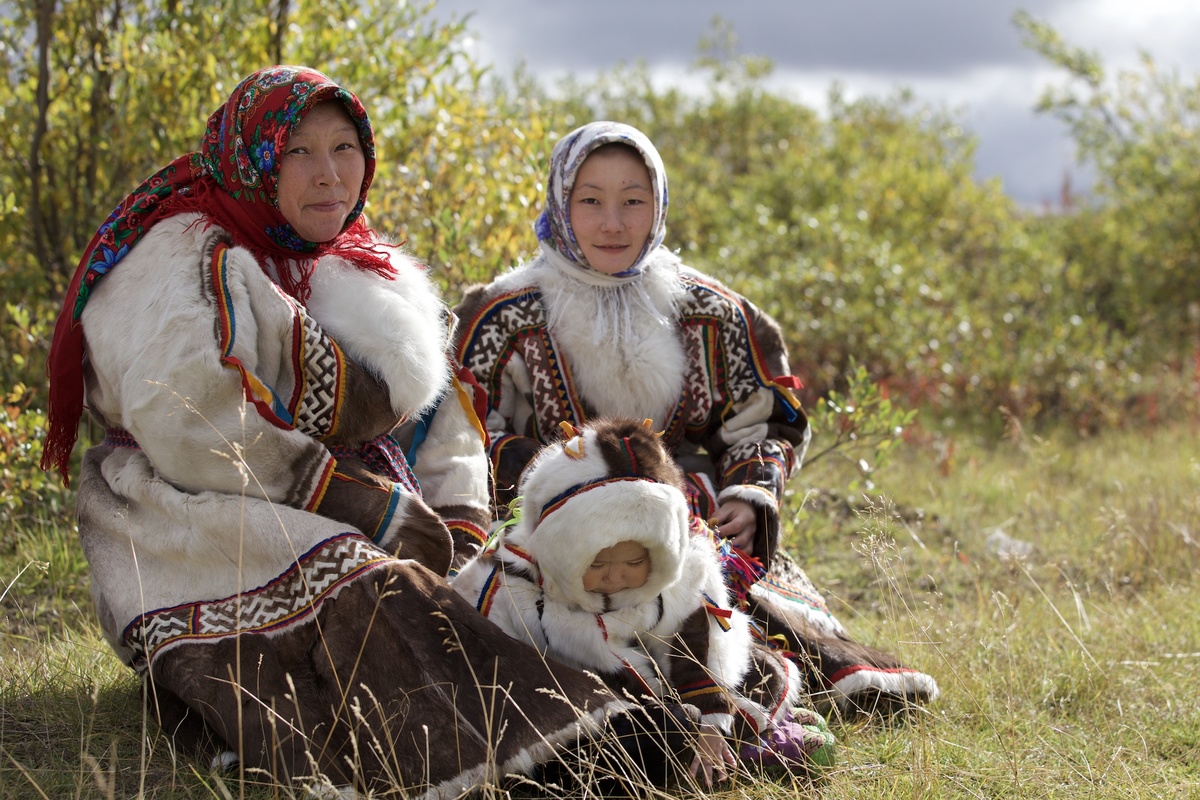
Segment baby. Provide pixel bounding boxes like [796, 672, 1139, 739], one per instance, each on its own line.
[451, 418, 833, 786]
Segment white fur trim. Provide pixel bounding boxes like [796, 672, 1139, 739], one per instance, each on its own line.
[716, 388, 775, 449]
[699, 712, 735, 734]
[210, 750, 239, 772]
[529, 252, 688, 429]
[829, 668, 941, 710]
[716, 483, 780, 511]
[305, 251, 450, 415]
[530, 479, 691, 612]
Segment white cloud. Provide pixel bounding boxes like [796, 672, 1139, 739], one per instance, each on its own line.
[1051, 0, 1200, 72]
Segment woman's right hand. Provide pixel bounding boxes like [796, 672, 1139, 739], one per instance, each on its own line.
[713, 498, 757, 553]
[689, 722, 736, 788]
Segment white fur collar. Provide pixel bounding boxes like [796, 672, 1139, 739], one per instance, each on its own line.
[514, 249, 688, 428]
[303, 250, 450, 415]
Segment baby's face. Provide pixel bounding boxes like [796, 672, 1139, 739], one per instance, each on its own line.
[582, 540, 651, 594]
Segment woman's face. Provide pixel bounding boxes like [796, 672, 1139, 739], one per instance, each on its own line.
[568, 147, 655, 274]
[276, 100, 366, 243]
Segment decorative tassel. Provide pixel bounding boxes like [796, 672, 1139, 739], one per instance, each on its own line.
[689, 517, 766, 606]
[485, 496, 524, 551]
[558, 420, 586, 459]
[719, 542, 766, 608]
[702, 592, 733, 631]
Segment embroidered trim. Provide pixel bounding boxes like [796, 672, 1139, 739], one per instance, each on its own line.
[329, 433, 420, 492]
[368, 482, 401, 544]
[539, 475, 662, 525]
[677, 678, 723, 703]
[124, 532, 391, 673]
[304, 456, 336, 512]
[212, 243, 293, 429]
[449, 520, 488, 546]
[752, 574, 833, 618]
[102, 428, 140, 449]
[477, 563, 503, 615]
[293, 311, 346, 438]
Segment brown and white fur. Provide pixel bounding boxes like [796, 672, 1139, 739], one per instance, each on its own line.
[452, 418, 799, 735]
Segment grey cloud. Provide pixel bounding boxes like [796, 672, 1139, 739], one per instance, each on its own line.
[428, 0, 1185, 207]
[967, 100, 1085, 207]
[436, 0, 1074, 76]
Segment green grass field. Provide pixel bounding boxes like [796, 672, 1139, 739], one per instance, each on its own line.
[3, 418, 1198, 798]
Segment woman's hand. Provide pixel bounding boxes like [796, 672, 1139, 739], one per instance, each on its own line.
[689, 723, 736, 788]
[713, 499, 757, 553]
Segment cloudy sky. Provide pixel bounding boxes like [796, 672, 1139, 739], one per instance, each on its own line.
[427, 0, 1200, 208]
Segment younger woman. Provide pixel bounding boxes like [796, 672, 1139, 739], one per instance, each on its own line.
[454, 121, 940, 716]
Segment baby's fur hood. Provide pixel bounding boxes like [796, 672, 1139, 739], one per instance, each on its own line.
[450, 418, 763, 710]
[505, 418, 691, 613]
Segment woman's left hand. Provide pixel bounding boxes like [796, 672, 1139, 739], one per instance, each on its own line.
[713, 499, 757, 553]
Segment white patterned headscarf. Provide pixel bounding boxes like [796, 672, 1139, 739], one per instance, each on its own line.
[534, 121, 669, 281]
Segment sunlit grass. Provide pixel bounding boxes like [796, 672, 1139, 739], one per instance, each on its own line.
[2, 419, 1198, 798]
[788, 417, 1200, 799]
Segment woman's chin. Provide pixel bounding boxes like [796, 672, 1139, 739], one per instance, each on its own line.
[585, 250, 634, 274]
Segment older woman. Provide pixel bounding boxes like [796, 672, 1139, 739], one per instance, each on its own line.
[43, 69, 686, 797]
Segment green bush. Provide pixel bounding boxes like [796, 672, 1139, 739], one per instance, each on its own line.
[0, 306, 72, 535]
[3, 7, 1199, 525]
[1018, 11, 1200, 423]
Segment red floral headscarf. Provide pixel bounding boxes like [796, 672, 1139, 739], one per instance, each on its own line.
[42, 65, 394, 484]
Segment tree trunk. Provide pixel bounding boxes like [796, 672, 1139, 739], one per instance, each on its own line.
[29, 0, 54, 273]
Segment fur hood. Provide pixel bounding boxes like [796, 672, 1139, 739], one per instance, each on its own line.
[451, 418, 784, 727]
[505, 418, 690, 613]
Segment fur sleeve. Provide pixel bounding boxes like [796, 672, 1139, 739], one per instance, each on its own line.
[688, 271, 811, 567]
[80, 218, 453, 573]
[453, 281, 544, 510]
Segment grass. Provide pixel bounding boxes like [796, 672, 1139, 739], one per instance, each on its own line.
[788, 415, 1200, 799]
[2, 417, 1199, 798]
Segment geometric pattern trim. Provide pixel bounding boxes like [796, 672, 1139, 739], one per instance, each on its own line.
[460, 275, 785, 453]
[459, 289, 584, 444]
[329, 433, 421, 493]
[293, 310, 345, 438]
[751, 573, 835, 621]
[123, 532, 390, 674]
[208, 241, 343, 438]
